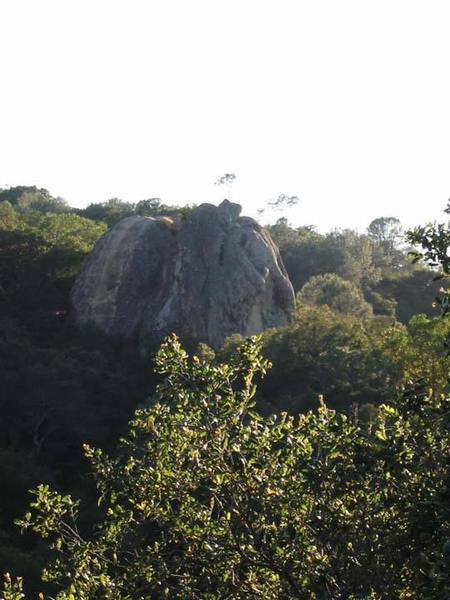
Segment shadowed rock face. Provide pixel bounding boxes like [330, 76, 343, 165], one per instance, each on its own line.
[71, 200, 295, 349]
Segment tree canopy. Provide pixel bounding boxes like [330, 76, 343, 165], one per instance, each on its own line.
[297, 273, 373, 319]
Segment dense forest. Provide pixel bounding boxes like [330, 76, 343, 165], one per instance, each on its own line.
[1, 186, 449, 598]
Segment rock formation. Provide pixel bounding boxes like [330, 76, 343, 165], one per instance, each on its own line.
[71, 200, 295, 349]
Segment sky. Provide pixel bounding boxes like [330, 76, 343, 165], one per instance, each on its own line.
[1, 0, 450, 232]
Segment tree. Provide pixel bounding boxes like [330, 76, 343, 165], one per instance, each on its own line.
[370, 269, 441, 323]
[79, 198, 135, 227]
[297, 273, 373, 319]
[407, 220, 450, 315]
[327, 229, 381, 289]
[367, 217, 406, 272]
[0, 210, 106, 326]
[367, 217, 402, 250]
[134, 198, 162, 216]
[3, 192, 450, 598]
[10, 335, 450, 598]
[0, 187, 69, 214]
[257, 195, 300, 222]
[268, 194, 299, 210]
[79, 198, 196, 227]
[214, 173, 237, 201]
[214, 173, 236, 187]
[252, 305, 400, 413]
[376, 314, 450, 400]
[268, 223, 381, 292]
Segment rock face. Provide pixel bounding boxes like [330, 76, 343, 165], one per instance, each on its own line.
[71, 200, 295, 349]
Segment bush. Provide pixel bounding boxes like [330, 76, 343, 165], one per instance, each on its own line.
[297, 273, 373, 319]
[9, 335, 450, 599]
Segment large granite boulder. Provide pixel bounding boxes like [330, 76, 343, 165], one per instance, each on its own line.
[71, 200, 295, 349]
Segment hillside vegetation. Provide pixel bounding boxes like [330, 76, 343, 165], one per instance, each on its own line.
[0, 186, 449, 598]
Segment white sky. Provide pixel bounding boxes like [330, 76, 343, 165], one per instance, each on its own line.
[1, 0, 450, 232]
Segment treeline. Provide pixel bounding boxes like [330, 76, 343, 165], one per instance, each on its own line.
[268, 216, 441, 323]
[0, 185, 448, 595]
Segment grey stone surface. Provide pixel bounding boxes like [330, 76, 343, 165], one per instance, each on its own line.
[71, 200, 295, 349]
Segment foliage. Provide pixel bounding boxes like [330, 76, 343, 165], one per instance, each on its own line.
[0, 187, 70, 214]
[78, 198, 135, 227]
[369, 269, 441, 323]
[268, 217, 437, 323]
[367, 216, 405, 272]
[0, 189, 201, 593]
[78, 198, 196, 228]
[214, 173, 236, 187]
[363, 289, 397, 317]
[9, 335, 450, 599]
[0, 208, 106, 335]
[268, 194, 299, 210]
[376, 314, 450, 400]
[2, 188, 450, 597]
[1, 573, 27, 600]
[257, 195, 300, 221]
[268, 220, 381, 291]
[367, 216, 402, 248]
[249, 306, 401, 413]
[222, 309, 450, 416]
[0, 313, 153, 590]
[407, 221, 450, 315]
[0, 194, 142, 593]
[297, 273, 373, 319]
[407, 222, 450, 277]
